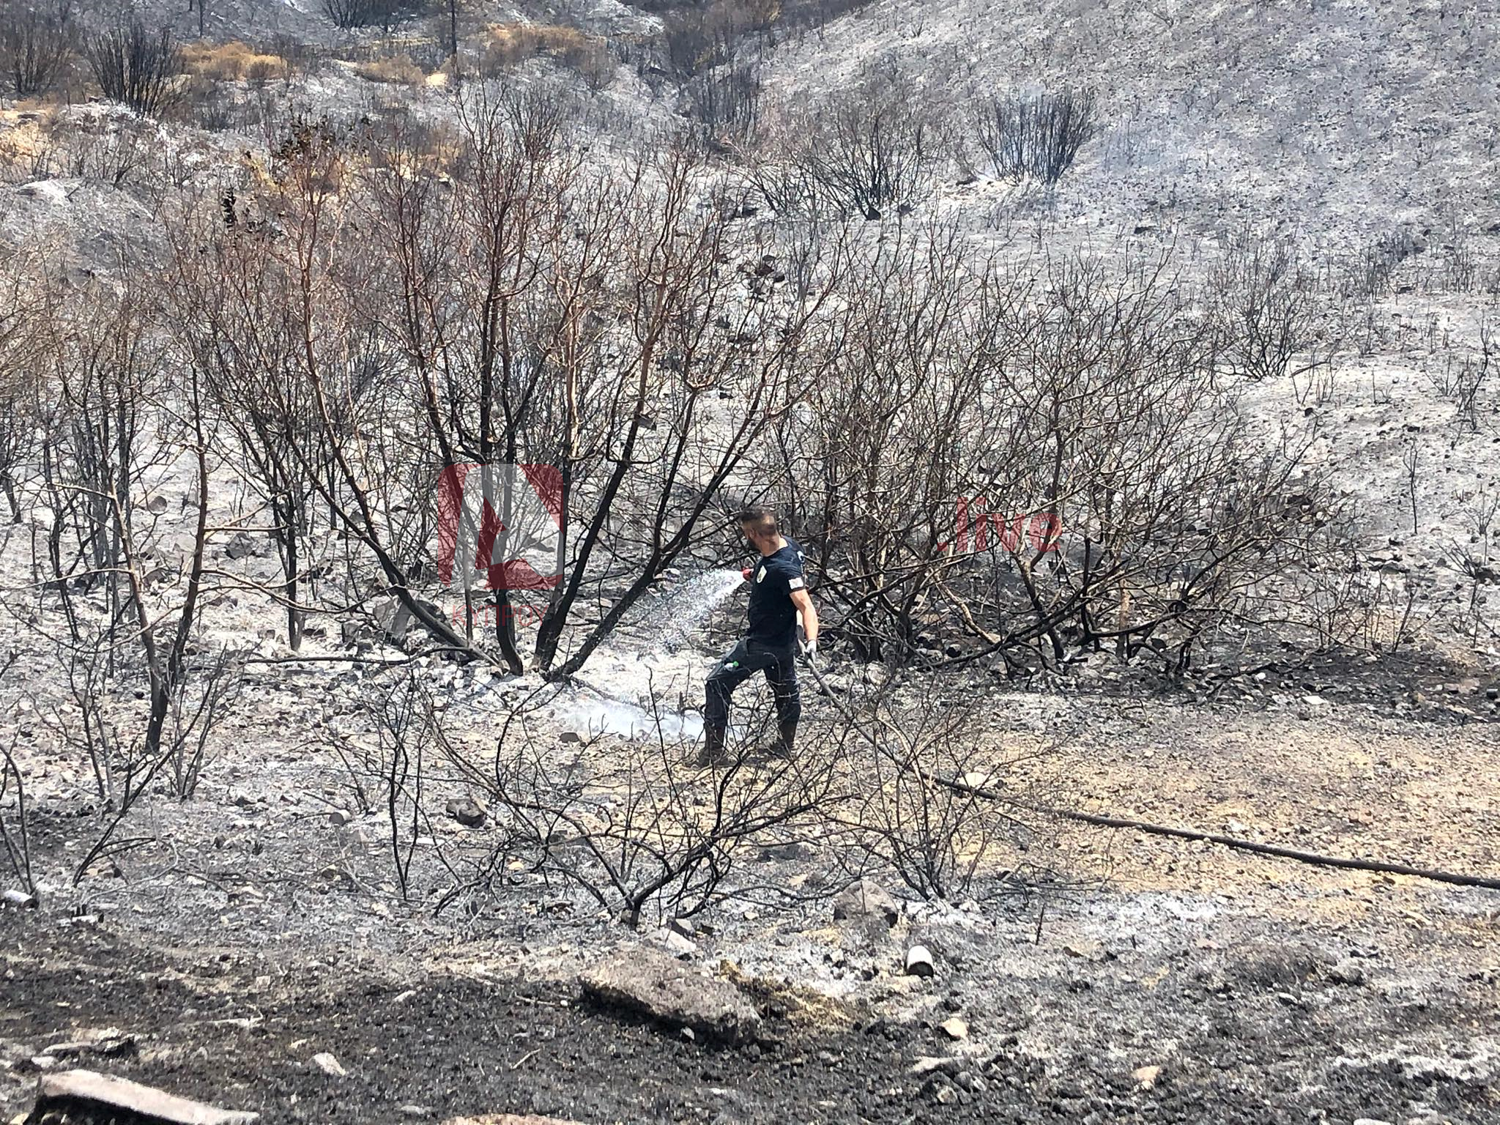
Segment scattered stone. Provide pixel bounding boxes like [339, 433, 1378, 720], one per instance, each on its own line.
[441, 1116, 587, 1125]
[1133, 1064, 1162, 1090]
[311, 1051, 347, 1077]
[398, 1106, 432, 1117]
[668, 917, 695, 939]
[2, 888, 38, 908]
[327, 810, 351, 827]
[579, 947, 761, 1044]
[911, 1055, 960, 1076]
[1297, 694, 1330, 719]
[1327, 959, 1368, 986]
[758, 841, 812, 861]
[43, 1028, 136, 1059]
[934, 1084, 959, 1105]
[225, 532, 260, 561]
[31, 1069, 258, 1124]
[1352, 1119, 1393, 1125]
[558, 731, 583, 744]
[656, 928, 697, 958]
[445, 798, 487, 828]
[938, 1017, 969, 1041]
[832, 878, 898, 928]
[905, 946, 936, 978]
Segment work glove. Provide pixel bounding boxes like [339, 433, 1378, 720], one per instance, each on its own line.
[799, 638, 818, 665]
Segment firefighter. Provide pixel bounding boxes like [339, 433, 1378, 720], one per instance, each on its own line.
[699, 506, 818, 766]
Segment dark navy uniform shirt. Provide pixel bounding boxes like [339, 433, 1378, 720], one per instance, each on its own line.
[746, 538, 807, 648]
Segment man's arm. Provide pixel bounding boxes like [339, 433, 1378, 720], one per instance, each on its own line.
[791, 588, 818, 649]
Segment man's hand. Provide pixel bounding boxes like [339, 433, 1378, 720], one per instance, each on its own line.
[741, 566, 754, 582]
[791, 587, 819, 665]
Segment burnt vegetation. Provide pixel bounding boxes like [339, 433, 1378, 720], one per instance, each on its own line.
[0, 0, 1493, 970]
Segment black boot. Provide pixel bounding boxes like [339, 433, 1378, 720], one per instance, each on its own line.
[764, 720, 796, 760]
[697, 724, 728, 767]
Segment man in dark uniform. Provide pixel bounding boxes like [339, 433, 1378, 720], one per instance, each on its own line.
[699, 506, 819, 767]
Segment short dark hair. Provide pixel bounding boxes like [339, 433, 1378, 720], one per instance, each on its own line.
[736, 506, 778, 536]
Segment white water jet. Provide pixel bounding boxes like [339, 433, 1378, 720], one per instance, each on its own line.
[552, 567, 746, 741]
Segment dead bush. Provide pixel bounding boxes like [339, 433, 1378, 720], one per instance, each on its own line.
[0, 0, 75, 96]
[82, 17, 182, 118]
[818, 677, 1047, 902]
[324, 0, 424, 32]
[760, 63, 936, 219]
[1208, 231, 1318, 382]
[969, 87, 1100, 184]
[682, 55, 761, 140]
[469, 684, 838, 927]
[0, 729, 32, 897]
[1341, 227, 1421, 297]
[767, 229, 1339, 676]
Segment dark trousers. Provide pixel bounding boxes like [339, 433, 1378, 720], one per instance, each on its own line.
[704, 637, 800, 733]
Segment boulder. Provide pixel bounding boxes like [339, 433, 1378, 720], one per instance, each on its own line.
[579, 948, 760, 1044]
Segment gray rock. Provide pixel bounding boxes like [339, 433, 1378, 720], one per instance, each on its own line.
[759, 841, 812, 861]
[2, 888, 38, 909]
[1327, 958, 1367, 986]
[833, 878, 898, 928]
[32, 1069, 259, 1124]
[1297, 694, 1330, 719]
[579, 947, 761, 1044]
[225, 532, 260, 561]
[938, 1016, 968, 1041]
[311, 1051, 346, 1077]
[445, 798, 487, 828]
[559, 731, 583, 744]
[656, 928, 697, 958]
[911, 1055, 960, 1076]
[42, 1028, 135, 1059]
